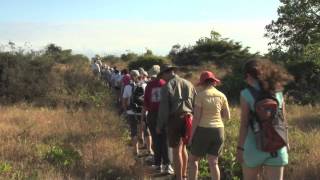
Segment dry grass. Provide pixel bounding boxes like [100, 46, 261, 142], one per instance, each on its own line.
[284, 105, 320, 180]
[0, 105, 135, 179]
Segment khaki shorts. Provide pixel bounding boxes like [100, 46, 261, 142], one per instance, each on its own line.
[190, 127, 224, 157]
[167, 115, 185, 148]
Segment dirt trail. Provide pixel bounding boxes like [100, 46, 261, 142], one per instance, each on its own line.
[135, 148, 175, 180]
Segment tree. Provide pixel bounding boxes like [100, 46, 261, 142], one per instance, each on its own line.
[128, 55, 166, 71]
[120, 51, 138, 62]
[168, 44, 181, 59]
[303, 42, 320, 64]
[171, 30, 254, 67]
[144, 48, 153, 56]
[265, 1, 320, 105]
[265, 0, 320, 53]
[45, 43, 62, 56]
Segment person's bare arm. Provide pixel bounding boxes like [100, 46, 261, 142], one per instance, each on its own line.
[221, 96, 231, 120]
[236, 95, 250, 163]
[189, 105, 202, 145]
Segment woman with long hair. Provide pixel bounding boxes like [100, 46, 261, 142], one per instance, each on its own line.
[236, 59, 293, 180]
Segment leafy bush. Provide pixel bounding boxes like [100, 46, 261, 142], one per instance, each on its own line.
[219, 71, 246, 104]
[128, 55, 167, 71]
[0, 43, 110, 108]
[171, 31, 255, 68]
[45, 145, 81, 170]
[0, 52, 54, 104]
[286, 61, 320, 105]
[0, 162, 12, 174]
[120, 52, 138, 62]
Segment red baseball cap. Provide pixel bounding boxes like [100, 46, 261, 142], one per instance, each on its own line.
[197, 71, 221, 86]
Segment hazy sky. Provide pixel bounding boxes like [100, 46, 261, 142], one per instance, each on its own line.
[0, 0, 280, 57]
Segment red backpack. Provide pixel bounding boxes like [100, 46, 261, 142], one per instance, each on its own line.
[248, 87, 288, 155]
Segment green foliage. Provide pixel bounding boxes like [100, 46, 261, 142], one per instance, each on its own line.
[286, 61, 320, 105]
[198, 159, 210, 177]
[45, 43, 62, 56]
[171, 30, 255, 67]
[63, 62, 110, 108]
[266, 45, 320, 105]
[219, 72, 246, 104]
[45, 145, 81, 170]
[220, 146, 242, 179]
[128, 55, 167, 71]
[220, 113, 242, 179]
[0, 52, 54, 103]
[265, 0, 320, 52]
[102, 54, 122, 63]
[44, 44, 88, 64]
[0, 162, 12, 174]
[0, 42, 108, 108]
[144, 49, 153, 56]
[303, 43, 320, 64]
[120, 52, 138, 62]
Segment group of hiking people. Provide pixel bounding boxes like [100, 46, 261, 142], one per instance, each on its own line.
[91, 57, 292, 180]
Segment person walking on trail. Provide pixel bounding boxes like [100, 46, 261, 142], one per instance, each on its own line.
[104, 66, 113, 88]
[188, 71, 230, 180]
[236, 59, 293, 180]
[157, 64, 196, 180]
[138, 70, 152, 151]
[143, 65, 174, 174]
[122, 70, 147, 156]
[119, 69, 131, 113]
[91, 59, 100, 77]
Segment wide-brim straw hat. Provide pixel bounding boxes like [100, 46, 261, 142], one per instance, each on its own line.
[159, 64, 178, 76]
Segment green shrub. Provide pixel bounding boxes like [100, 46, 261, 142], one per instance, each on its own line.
[0, 44, 110, 108]
[120, 52, 138, 62]
[171, 31, 254, 68]
[45, 145, 81, 170]
[128, 55, 167, 71]
[219, 72, 246, 104]
[286, 61, 320, 105]
[0, 162, 12, 174]
[0, 52, 54, 104]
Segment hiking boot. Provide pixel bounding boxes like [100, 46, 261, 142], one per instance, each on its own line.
[163, 164, 174, 175]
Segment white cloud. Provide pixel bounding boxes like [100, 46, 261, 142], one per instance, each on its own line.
[0, 20, 270, 57]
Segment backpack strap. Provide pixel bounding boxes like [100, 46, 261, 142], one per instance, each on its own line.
[247, 86, 280, 108]
[130, 83, 135, 106]
[246, 86, 259, 130]
[247, 85, 259, 102]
